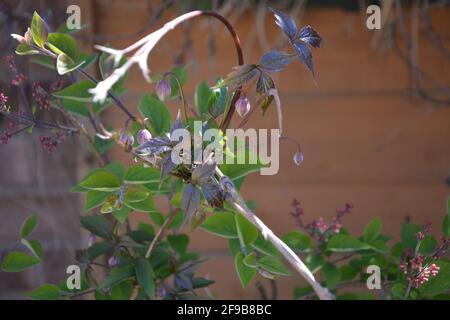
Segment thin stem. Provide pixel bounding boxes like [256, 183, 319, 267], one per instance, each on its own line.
[145, 209, 179, 259]
[165, 72, 188, 123]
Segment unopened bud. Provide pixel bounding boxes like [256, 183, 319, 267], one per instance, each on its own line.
[137, 129, 152, 144]
[87, 234, 96, 247]
[293, 151, 304, 166]
[108, 256, 118, 267]
[156, 79, 171, 101]
[236, 96, 251, 118]
[10, 34, 26, 44]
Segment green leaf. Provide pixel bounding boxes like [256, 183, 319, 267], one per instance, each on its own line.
[61, 99, 89, 117]
[252, 233, 279, 256]
[367, 239, 389, 254]
[243, 252, 258, 268]
[326, 235, 370, 252]
[363, 217, 382, 242]
[306, 254, 325, 273]
[21, 239, 43, 260]
[201, 212, 238, 238]
[47, 33, 78, 60]
[80, 215, 113, 238]
[27, 284, 61, 300]
[56, 53, 85, 75]
[139, 94, 170, 135]
[94, 136, 114, 155]
[99, 266, 135, 290]
[124, 164, 160, 184]
[169, 65, 188, 98]
[235, 213, 258, 246]
[234, 252, 256, 288]
[340, 265, 357, 282]
[31, 11, 48, 48]
[87, 241, 114, 260]
[419, 261, 450, 297]
[401, 223, 421, 249]
[79, 170, 121, 192]
[105, 161, 125, 181]
[443, 215, 450, 237]
[112, 207, 131, 224]
[134, 258, 155, 299]
[124, 196, 156, 213]
[257, 256, 290, 276]
[418, 235, 437, 255]
[15, 44, 39, 55]
[167, 234, 189, 255]
[282, 230, 313, 252]
[322, 263, 341, 290]
[1, 251, 40, 272]
[52, 80, 95, 102]
[84, 190, 111, 211]
[228, 238, 241, 257]
[195, 81, 212, 115]
[124, 187, 149, 203]
[20, 213, 38, 239]
[149, 212, 164, 227]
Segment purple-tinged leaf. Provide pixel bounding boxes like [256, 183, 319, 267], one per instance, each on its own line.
[200, 182, 225, 208]
[214, 64, 258, 89]
[160, 153, 176, 186]
[256, 71, 275, 113]
[192, 164, 216, 185]
[259, 51, 296, 73]
[297, 25, 322, 48]
[136, 136, 172, 156]
[293, 42, 315, 79]
[182, 183, 201, 224]
[170, 109, 183, 136]
[269, 7, 297, 39]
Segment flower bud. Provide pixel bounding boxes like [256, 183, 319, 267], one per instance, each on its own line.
[156, 79, 171, 101]
[108, 256, 118, 267]
[119, 131, 134, 148]
[137, 129, 152, 144]
[293, 151, 304, 166]
[87, 234, 96, 247]
[10, 34, 26, 44]
[235, 96, 251, 118]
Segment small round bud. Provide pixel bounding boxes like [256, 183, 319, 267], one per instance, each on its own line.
[108, 256, 119, 267]
[293, 151, 304, 166]
[137, 129, 152, 144]
[235, 96, 251, 118]
[87, 234, 96, 247]
[156, 79, 171, 101]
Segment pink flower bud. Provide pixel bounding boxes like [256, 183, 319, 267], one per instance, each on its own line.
[108, 256, 118, 267]
[87, 234, 96, 247]
[137, 129, 152, 144]
[119, 131, 134, 147]
[156, 79, 171, 101]
[235, 96, 250, 118]
[293, 151, 304, 166]
[10, 34, 26, 44]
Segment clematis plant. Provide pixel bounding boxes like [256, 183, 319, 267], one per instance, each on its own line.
[1, 7, 448, 301]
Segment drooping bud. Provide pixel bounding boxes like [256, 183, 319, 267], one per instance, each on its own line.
[10, 34, 26, 44]
[156, 79, 171, 101]
[235, 96, 251, 118]
[108, 256, 119, 267]
[119, 131, 134, 150]
[87, 234, 96, 247]
[137, 129, 152, 144]
[293, 151, 304, 166]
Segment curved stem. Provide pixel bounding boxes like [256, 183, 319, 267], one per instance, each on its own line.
[165, 72, 188, 123]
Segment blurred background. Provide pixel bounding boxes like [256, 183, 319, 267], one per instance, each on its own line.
[0, 0, 449, 299]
